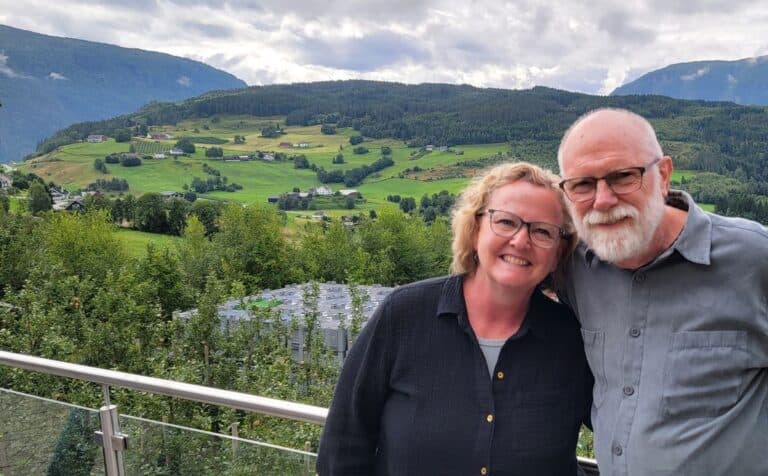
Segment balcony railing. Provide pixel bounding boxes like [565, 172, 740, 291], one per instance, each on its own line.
[0, 350, 598, 475]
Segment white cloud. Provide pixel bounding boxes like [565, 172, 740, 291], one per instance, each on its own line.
[727, 74, 738, 85]
[48, 72, 68, 80]
[0, 53, 22, 78]
[680, 67, 710, 81]
[0, 0, 767, 94]
[176, 75, 191, 86]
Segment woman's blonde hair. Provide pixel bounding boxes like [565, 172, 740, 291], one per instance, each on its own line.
[450, 161, 577, 288]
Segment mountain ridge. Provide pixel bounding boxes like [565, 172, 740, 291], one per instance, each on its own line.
[611, 56, 768, 105]
[0, 24, 247, 162]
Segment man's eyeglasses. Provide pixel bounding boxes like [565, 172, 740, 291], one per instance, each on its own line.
[558, 157, 661, 203]
[477, 209, 567, 249]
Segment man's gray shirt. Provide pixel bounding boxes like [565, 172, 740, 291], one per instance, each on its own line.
[565, 191, 768, 476]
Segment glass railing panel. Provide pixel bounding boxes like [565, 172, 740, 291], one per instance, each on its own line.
[119, 414, 316, 475]
[0, 388, 104, 476]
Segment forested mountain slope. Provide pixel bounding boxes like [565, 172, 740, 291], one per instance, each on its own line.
[0, 24, 246, 162]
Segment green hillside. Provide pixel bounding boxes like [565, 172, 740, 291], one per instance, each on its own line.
[22, 80, 768, 223]
[0, 23, 246, 162]
[21, 120, 514, 208]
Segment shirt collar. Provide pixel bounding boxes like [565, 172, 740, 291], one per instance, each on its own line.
[436, 274, 548, 339]
[579, 189, 712, 267]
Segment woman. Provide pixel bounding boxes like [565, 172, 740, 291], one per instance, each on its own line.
[317, 162, 592, 475]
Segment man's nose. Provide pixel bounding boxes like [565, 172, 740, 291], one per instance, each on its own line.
[592, 179, 619, 211]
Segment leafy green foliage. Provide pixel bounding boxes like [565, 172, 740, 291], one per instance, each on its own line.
[28, 181, 52, 214]
[175, 138, 196, 154]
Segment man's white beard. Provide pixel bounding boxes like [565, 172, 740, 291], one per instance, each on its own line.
[574, 184, 666, 264]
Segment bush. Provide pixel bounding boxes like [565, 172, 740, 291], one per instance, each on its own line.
[175, 138, 196, 154]
[114, 129, 132, 143]
[353, 146, 369, 155]
[120, 156, 142, 167]
[104, 154, 120, 164]
[206, 147, 223, 157]
[321, 124, 336, 135]
[349, 135, 364, 145]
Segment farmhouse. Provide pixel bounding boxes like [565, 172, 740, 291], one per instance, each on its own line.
[53, 198, 85, 212]
[153, 153, 166, 159]
[86, 134, 106, 143]
[147, 133, 173, 140]
[261, 153, 275, 161]
[309, 186, 333, 196]
[279, 142, 292, 148]
[168, 148, 185, 156]
[160, 191, 184, 199]
[425, 144, 434, 151]
[339, 189, 360, 199]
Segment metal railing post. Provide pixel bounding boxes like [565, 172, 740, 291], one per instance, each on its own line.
[97, 404, 127, 476]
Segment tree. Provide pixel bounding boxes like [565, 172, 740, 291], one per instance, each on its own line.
[175, 138, 196, 154]
[134, 193, 168, 233]
[167, 198, 191, 236]
[294, 155, 310, 169]
[353, 146, 369, 155]
[321, 124, 336, 135]
[333, 153, 345, 164]
[233, 135, 246, 144]
[114, 129, 132, 142]
[93, 158, 108, 173]
[28, 181, 52, 214]
[349, 135, 364, 145]
[0, 192, 9, 213]
[260, 124, 282, 138]
[381, 146, 392, 155]
[205, 147, 223, 157]
[399, 197, 416, 214]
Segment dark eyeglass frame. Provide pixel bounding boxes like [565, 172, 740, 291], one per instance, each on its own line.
[476, 209, 568, 249]
[558, 157, 661, 203]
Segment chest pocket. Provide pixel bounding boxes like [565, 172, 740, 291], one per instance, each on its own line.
[580, 329, 606, 409]
[660, 331, 749, 419]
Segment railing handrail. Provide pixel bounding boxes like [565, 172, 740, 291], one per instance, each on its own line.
[0, 350, 598, 470]
[0, 350, 327, 424]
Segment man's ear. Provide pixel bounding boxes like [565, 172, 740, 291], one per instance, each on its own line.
[658, 155, 674, 197]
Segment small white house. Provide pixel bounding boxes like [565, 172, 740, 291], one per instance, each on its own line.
[87, 135, 106, 143]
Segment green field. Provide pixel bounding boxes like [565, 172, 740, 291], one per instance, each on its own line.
[20, 120, 514, 207]
[20, 118, 718, 221]
[114, 228, 182, 257]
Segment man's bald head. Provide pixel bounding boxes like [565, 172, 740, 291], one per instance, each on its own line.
[557, 108, 663, 175]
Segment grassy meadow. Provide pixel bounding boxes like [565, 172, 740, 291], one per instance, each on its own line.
[20, 118, 514, 207]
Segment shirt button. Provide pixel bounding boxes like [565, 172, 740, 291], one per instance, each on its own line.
[486, 414, 494, 423]
[612, 444, 623, 456]
[480, 467, 488, 475]
[623, 386, 635, 396]
[634, 273, 646, 283]
[629, 328, 641, 338]
[496, 371, 504, 380]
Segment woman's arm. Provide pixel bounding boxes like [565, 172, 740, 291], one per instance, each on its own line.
[316, 296, 395, 475]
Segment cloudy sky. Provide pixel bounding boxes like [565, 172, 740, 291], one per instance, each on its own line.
[2, 0, 768, 95]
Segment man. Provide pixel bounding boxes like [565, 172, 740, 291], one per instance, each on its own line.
[557, 108, 768, 475]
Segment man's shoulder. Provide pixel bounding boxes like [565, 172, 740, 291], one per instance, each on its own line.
[708, 212, 768, 243]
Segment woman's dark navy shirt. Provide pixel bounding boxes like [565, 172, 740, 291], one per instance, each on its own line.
[317, 275, 592, 476]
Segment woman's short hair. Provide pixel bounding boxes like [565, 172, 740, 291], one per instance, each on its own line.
[450, 161, 577, 288]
